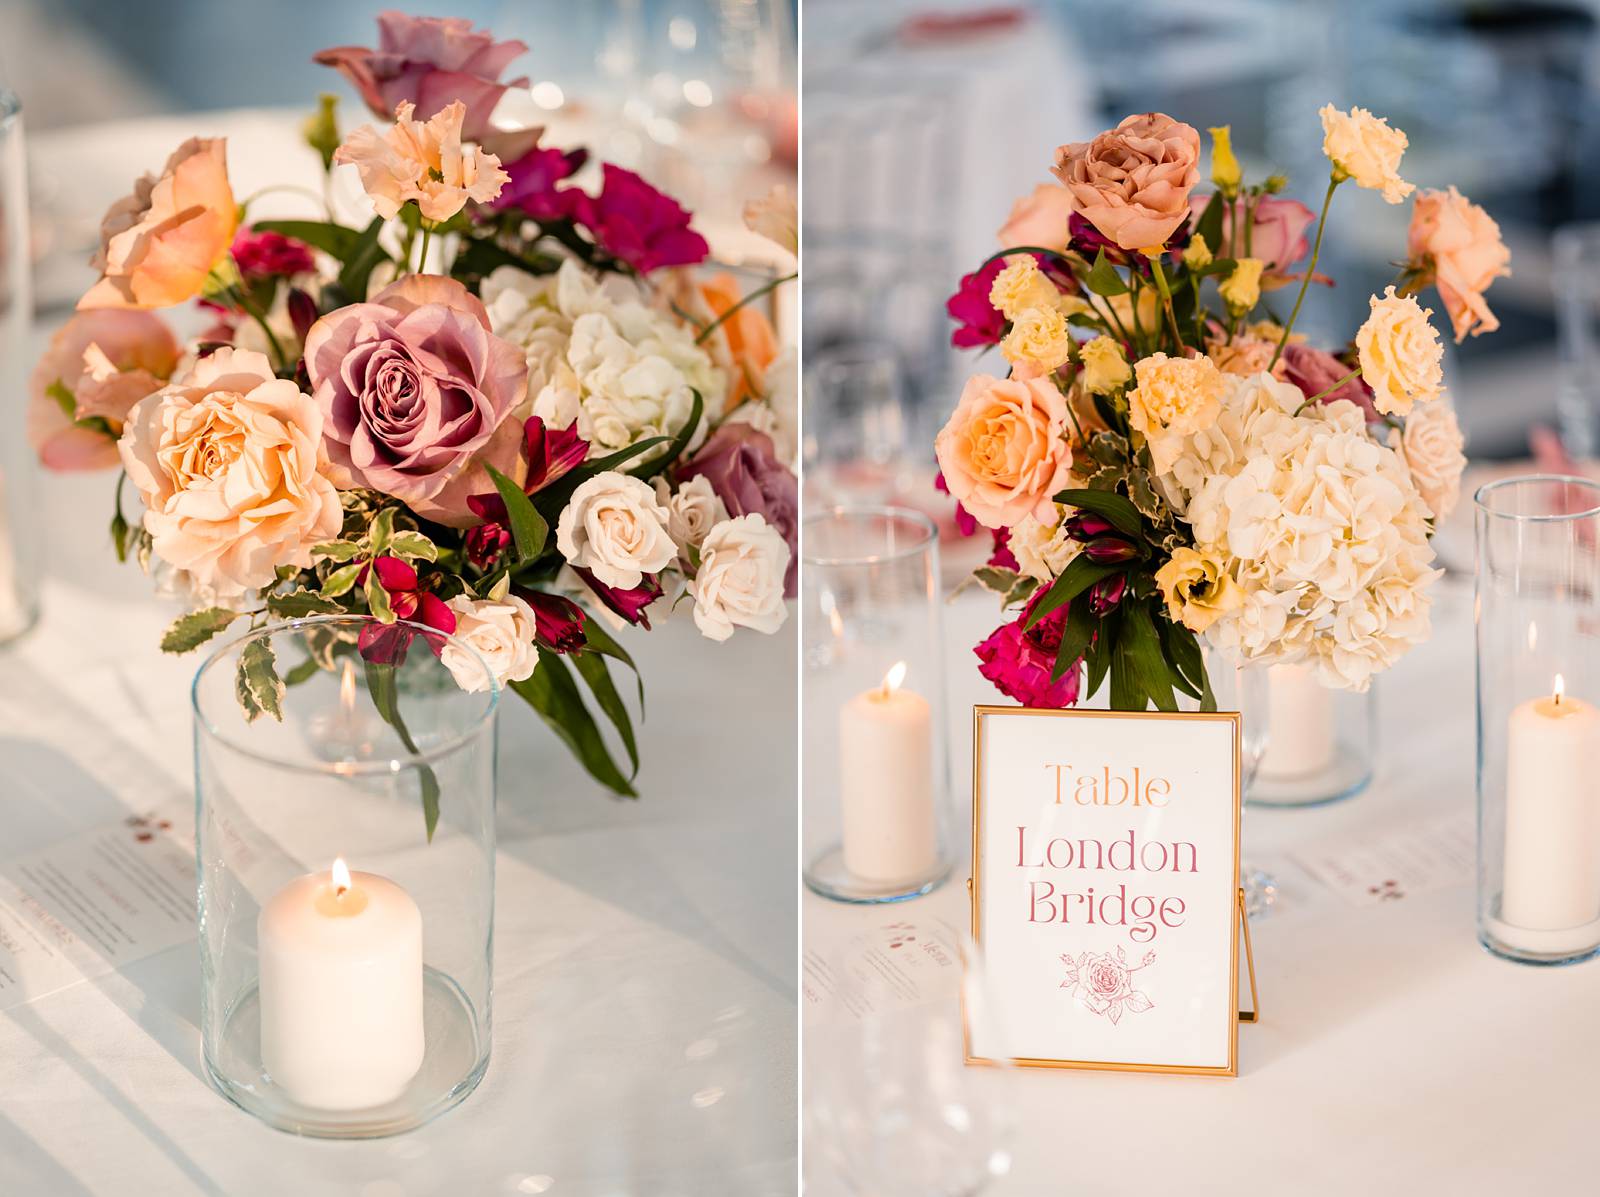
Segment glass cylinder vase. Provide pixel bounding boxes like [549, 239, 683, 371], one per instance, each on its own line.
[802, 506, 953, 903]
[1247, 664, 1376, 807]
[1476, 476, 1600, 966]
[194, 616, 498, 1136]
[0, 87, 40, 642]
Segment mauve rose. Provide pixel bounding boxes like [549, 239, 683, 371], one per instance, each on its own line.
[1204, 195, 1317, 289]
[314, 12, 528, 141]
[680, 424, 798, 597]
[1282, 343, 1377, 422]
[997, 183, 1075, 251]
[1053, 113, 1201, 251]
[303, 274, 526, 516]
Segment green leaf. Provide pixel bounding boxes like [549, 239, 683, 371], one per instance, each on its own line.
[485, 465, 550, 562]
[579, 617, 645, 709]
[973, 565, 1022, 596]
[1126, 469, 1165, 522]
[572, 649, 639, 776]
[337, 216, 389, 300]
[1109, 633, 1144, 712]
[1051, 598, 1096, 683]
[1195, 192, 1226, 256]
[1024, 557, 1122, 632]
[363, 661, 441, 840]
[1086, 430, 1131, 467]
[110, 508, 132, 564]
[449, 236, 562, 284]
[387, 531, 438, 562]
[511, 650, 638, 796]
[46, 380, 76, 419]
[161, 608, 240, 653]
[236, 638, 284, 723]
[367, 507, 398, 555]
[365, 566, 396, 623]
[1003, 575, 1041, 608]
[1054, 487, 1144, 538]
[634, 392, 704, 482]
[1121, 601, 1177, 711]
[1085, 249, 1130, 297]
[1159, 617, 1207, 701]
[1085, 614, 1115, 699]
[312, 540, 364, 562]
[283, 656, 322, 687]
[266, 589, 346, 619]
[251, 218, 366, 260]
[322, 560, 365, 598]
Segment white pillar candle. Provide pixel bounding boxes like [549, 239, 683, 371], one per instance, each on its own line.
[258, 859, 425, 1110]
[1258, 662, 1336, 779]
[1501, 676, 1600, 934]
[838, 662, 937, 883]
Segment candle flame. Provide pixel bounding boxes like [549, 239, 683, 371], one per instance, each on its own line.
[1555, 674, 1565, 706]
[828, 605, 844, 639]
[339, 659, 357, 714]
[882, 661, 907, 698]
[331, 857, 351, 897]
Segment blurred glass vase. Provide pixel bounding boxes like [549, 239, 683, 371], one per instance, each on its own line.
[0, 86, 40, 641]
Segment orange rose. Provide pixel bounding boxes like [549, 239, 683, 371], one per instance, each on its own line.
[1052, 113, 1200, 251]
[997, 183, 1075, 251]
[79, 138, 237, 310]
[699, 272, 779, 413]
[935, 373, 1073, 529]
[1407, 186, 1511, 343]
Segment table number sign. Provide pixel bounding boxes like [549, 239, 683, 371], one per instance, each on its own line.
[967, 706, 1255, 1076]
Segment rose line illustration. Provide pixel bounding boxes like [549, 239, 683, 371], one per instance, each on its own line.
[1060, 945, 1157, 1025]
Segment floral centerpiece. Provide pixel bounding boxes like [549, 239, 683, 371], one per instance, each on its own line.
[28, 12, 799, 817]
[939, 106, 1507, 710]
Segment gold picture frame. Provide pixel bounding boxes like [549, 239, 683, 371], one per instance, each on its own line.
[966, 705, 1258, 1077]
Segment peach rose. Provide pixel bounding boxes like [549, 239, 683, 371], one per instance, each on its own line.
[79, 138, 237, 310]
[335, 100, 509, 223]
[118, 349, 342, 598]
[1407, 186, 1511, 343]
[1319, 105, 1413, 204]
[1391, 399, 1467, 520]
[934, 373, 1073, 529]
[997, 183, 1075, 251]
[1356, 287, 1443, 416]
[1205, 334, 1285, 380]
[1052, 113, 1200, 251]
[699, 272, 779, 413]
[1129, 352, 1225, 473]
[28, 310, 179, 470]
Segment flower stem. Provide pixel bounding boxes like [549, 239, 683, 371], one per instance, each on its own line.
[1270, 175, 1340, 370]
[1147, 256, 1185, 350]
[226, 269, 286, 371]
[417, 225, 432, 274]
[1294, 366, 1362, 414]
[694, 271, 797, 345]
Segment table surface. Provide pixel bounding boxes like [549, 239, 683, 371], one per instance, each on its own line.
[0, 501, 798, 1194]
[804, 579, 1596, 1197]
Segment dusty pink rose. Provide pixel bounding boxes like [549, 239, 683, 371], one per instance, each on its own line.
[314, 12, 528, 141]
[1407, 186, 1511, 343]
[935, 373, 1073, 529]
[1282, 343, 1377, 422]
[1052, 113, 1201, 251]
[997, 183, 1075, 251]
[680, 424, 798, 596]
[303, 274, 526, 518]
[1206, 194, 1318, 289]
[28, 310, 179, 470]
[335, 100, 509, 223]
[80, 138, 237, 310]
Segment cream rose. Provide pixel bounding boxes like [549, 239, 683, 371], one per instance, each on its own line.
[1319, 105, 1414, 204]
[1129, 352, 1225, 473]
[1391, 399, 1467, 520]
[1001, 306, 1073, 379]
[1407, 186, 1511, 343]
[1079, 336, 1131, 396]
[934, 373, 1074, 530]
[989, 256, 1060, 321]
[556, 471, 676, 589]
[1010, 509, 1080, 582]
[689, 513, 791, 642]
[442, 594, 539, 692]
[1155, 546, 1243, 633]
[117, 348, 341, 598]
[1356, 287, 1444, 416]
[653, 474, 728, 554]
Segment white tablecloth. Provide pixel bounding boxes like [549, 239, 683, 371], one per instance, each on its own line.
[804, 580, 1596, 1195]
[0, 570, 796, 1195]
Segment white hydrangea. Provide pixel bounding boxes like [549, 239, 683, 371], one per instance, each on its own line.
[1009, 506, 1080, 582]
[1169, 371, 1441, 690]
[482, 259, 721, 461]
[723, 346, 799, 464]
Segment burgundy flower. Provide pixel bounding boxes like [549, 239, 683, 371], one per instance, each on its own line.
[463, 520, 513, 570]
[679, 423, 798, 597]
[287, 288, 318, 343]
[464, 416, 590, 567]
[947, 257, 1006, 349]
[494, 144, 589, 222]
[231, 227, 316, 280]
[1082, 538, 1139, 564]
[974, 595, 1082, 709]
[520, 589, 587, 653]
[314, 12, 529, 141]
[1063, 512, 1117, 541]
[574, 568, 662, 629]
[1088, 574, 1126, 615]
[988, 526, 1018, 571]
[1282, 343, 1377, 423]
[572, 165, 709, 275]
[356, 556, 457, 665]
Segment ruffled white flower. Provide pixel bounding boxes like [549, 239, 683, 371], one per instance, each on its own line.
[555, 471, 677, 589]
[1009, 507, 1080, 582]
[689, 513, 791, 642]
[441, 594, 539, 692]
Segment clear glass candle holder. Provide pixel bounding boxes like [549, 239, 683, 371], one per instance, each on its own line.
[1476, 476, 1600, 966]
[803, 506, 953, 903]
[1248, 666, 1376, 807]
[194, 616, 498, 1136]
[0, 87, 40, 643]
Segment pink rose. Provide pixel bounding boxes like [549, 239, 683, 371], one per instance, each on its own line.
[1206, 195, 1317, 289]
[28, 310, 179, 471]
[1052, 113, 1201, 251]
[1407, 186, 1511, 343]
[314, 12, 528, 141]
[1282, 343, 1377, 423]
[935, 373, 1074, 529]
[303, 274, 527, 519]
[1083, 955, 1131, 1002]
[997, 183, 1075, 251]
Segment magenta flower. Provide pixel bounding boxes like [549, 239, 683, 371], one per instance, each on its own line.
[494, 144, 589, 222]
[680, 423, 798, 596]
[974, 595, 1083, 709]
[231, 227, 316, 280]
[947, 257, 1006, 349]
[303, 275, 527, 509]
[521, 590, 587, 654]
[463, 521, 512, 571]
[934, 471, 980, 536]
[989, 526, 1018, 571]
[465, 416, 589, 567]
[573, 165, 709, 275]
[314, 12, 528, 141]
[574, 568, 662, 629]
[357, 555, 457, 664]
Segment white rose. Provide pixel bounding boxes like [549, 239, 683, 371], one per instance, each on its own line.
[441, 594, 539, 692]
[688, 513, 791, 642]
[1009, 508, 1080, 582]
[118, 348, 341, 598]
[555, 472, 676, 589]
[1391, 399, 1467, 520]
[653, 474, 728, 554]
